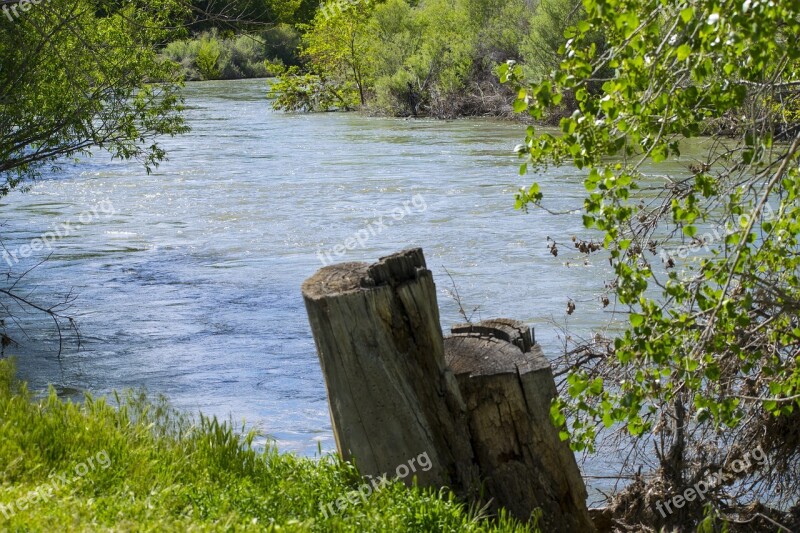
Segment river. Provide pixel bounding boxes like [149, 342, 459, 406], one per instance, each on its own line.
[2, 79, 698, 501]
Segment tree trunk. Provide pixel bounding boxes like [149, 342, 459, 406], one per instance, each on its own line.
[301, 249, 478, 492]
[445, 319, 594, 532]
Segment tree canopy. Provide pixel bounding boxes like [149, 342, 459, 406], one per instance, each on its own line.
[504, 0, 800, 528]
[0, 0, 190, 195]
[270, 0, 569, 116]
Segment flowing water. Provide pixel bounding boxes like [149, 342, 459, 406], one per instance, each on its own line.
[1, 79, 697, 500]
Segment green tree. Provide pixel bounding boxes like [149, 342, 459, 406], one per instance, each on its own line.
[368, 0, 476, 116]
[0, 0, 189, 194]
[504, 0, 800, 528]
[304, 0, 374, 106]
[0, 0, 189, 353]
[196, 33, 223, 79]
[270, 0, 373, 112]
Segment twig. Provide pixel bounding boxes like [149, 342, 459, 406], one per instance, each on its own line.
[442, 266, 479, 323]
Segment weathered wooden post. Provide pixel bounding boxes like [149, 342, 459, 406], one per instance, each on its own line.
[302, 248, 594, 532]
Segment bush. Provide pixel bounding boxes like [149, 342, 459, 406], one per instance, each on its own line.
[162, 38, 203, 80]
[369, 0, 477, 116]
[262, 24, 303, 67]
[161, 26, 302, 81]
[374, 69, 419, 116]
[269, 67, 360, 112]
[196, 35, 222, 80]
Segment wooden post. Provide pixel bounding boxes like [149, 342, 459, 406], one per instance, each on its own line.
[302, 249, 594, 531]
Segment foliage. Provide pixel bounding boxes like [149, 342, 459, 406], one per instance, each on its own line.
[365, 0, 422, 113]
[520, 0, 587, 81]
[0, 359, 534, 532]
[163, 28, 298, 80]
[268, 67, 361, 112]
[464, 0, 531, 65]
[262, 24, 304, 67]
[187, 0, 315, 31]
[272, 0, 546, 116]
[517, 0, 608, 121]
[368, 0, 476, 116]
[503, 0, 800, 528]
[303, 0, 375, 106]
[0, 0, 189, 195]
[196, 34, 223, 79]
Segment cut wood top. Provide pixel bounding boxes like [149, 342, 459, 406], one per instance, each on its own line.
[301, 262, 369, 299]
[445, 336, 550, 377]
[451, 318, 535, 352]
[445, 319, 549, 377]
[302, 248, 427, 299]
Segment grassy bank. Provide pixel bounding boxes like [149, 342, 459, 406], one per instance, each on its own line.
[0, 359, 534, 532]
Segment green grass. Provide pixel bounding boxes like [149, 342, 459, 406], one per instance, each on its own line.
[0, 359, 535, 532]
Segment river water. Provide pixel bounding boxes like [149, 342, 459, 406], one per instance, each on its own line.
[2, 79, 696, 499]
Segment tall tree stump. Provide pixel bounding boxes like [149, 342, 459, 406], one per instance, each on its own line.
[445, 319, 594, 532]
[302, 248, 478, 491]
[302, 248, 593, 531]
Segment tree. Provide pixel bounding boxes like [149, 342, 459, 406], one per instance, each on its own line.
[304, 0, 374, 106]
[503, 0, 800, 529]
[520, 0, 584, 80]
[270, 0, 373, 112]
[187, 0, 309, 31]
[368, 0, 476, 116]
[0, 0, 189, 195]
[0, 0, 191, 354]
[196, 33, 223, 79]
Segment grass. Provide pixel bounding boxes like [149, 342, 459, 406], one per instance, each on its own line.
[0, 359, 535, 532]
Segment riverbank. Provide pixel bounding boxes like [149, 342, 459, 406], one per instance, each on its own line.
[0, 359, 533, 532]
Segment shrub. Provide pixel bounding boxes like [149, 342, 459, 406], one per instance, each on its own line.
[161, 26, 302, 81]
[196, 35, 222, 80]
